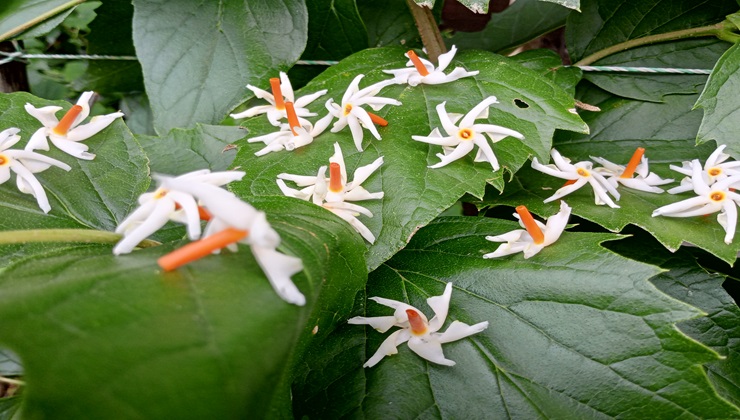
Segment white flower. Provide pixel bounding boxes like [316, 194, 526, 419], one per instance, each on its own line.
[348, 282, 488, 367]
[113, 169, 245, 255]
[532, 149, 621, 208]
[383, 46, 479, 86]
[653, 160, 740, 244]
[0, 127, 71, 213]
[25, 91, 124, 160]
[326, 74, 401, 151]
[230, 71, 327, 126]
[591, 147, 673, 193]
[277, 142, 383, 243]
[412, 97, 524, 171]
[484, 201, 570, 259]
[247, 106, 334, 156]
[667, 144, 740, 194]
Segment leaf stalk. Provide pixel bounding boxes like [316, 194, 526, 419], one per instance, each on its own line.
[406, 0, 447, 63]
[0, 229, 159, 248]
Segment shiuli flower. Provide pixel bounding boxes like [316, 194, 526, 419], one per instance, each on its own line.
[113, 169, 245, 255]
[247, 102, 334, 156]
[230, 71, 327, 127]
[25, 91, 124, 160]
[591, 147, 673, 193]
[326, 74, 401, 151]
[158, 189, 305, 306]
[383, 46, 479, 86]
[484, 201, 570, 259]
[277, 142, 383, 243]
[348, 282, 488, 367]
[667, 144, 740, 194]
[0, 127, 71, 213]
[532, 148, 620, 208]
[653, 159, 740, 244]
[412, 97, 524, 171]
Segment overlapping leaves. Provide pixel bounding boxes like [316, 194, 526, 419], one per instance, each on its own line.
[231, 47, 586, 270]
[293, 216, 739, 418]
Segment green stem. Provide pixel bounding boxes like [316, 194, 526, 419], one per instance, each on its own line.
[0, 229, 159, 248]
[0, 0, 86, 42]
[406, 0, 447, 63]
[0, 375, 24, 386]
[574, 22, 728, 66]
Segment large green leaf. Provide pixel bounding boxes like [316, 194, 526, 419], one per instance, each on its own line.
[606, 231, 740, 407]
[357, 0, 422, 48]
[293, 216, 740, 417]
[230, 47, 586, 271]
[304, 0, 367, 60]
[449, 0, 571, 53]
[566, 0, 738, 63]
[0, 197, 366, 419]
[0, 0, 83, 41]
[488, 86, 740, 265]
[582, 39, 730, 102]
[0, 92, 149, 232]
[0, 397, 21, 420]
[131, 0, 308, 134]
[695, 43, 740, 159]
[509, 49, 582, 96]
[137, 124, 244, 175]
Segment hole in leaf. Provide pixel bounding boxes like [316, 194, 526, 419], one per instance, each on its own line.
[514, 99, 529, 109]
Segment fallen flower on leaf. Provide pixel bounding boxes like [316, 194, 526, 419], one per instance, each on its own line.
[113, 169, 245, 255]
[483, 201, 571, 259]
[0, 127, 71, 213]
[230, 71, 327, 127]
[247, 101, 334, 156]
[667, 144, 740, 194]
[653, 159, 740, 244]
[383, 46, 479, 86]
[412, 97, 524, 171]
[277, 142, 383, 243]
[25, 91, 124, 160]
[532, 148, 620, 208]
[348, 282, 488, 367]
[591, 147, 673, 193]
[159, 189, 305, 306]
[326, 74, 401, 151]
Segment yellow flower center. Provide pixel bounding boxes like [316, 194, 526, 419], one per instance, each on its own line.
[0, 154, 8, 166]
[576, 168, 590, 177]
[458, 128, 474, 141]
[708, 167, 722, 177]
[406, 309, 428, 335]
[343, 103, 353, 116]
[153, 188, 168, 199]
[710, 191, 725, 202]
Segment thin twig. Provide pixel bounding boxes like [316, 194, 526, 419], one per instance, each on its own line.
[406, 0, 447, 63]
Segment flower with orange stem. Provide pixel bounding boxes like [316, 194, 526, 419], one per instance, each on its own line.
[230, 71, 327, 127]
[0, 127, 71, 213]
[383, 46, 479, 86]
[532, 149, 620, 208]
[25, 91, 124, 160]
[158, 189, 305, 306]
[483, 201, 571, 259]
[591, 147, 673, 193]
[412, 97, 524, 171]
[325, 74, 401, 151]
[113, 169, 245, 255]
[348, 282, 488, 367]
[277, 142, 383, 243]
[247, 102, 334, 156]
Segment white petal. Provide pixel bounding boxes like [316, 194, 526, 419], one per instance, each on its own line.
[437, 320, 488, 343]
[426, 282, 452, 332]
[347, 315, 399, 333]
[251, 245, 305, 306]
[407, 336, 455, 366]
[460, 96, 498, 128]
[348, 156, 383, 188]
[113, 199, 174, 254]
[26, 127, 50, 152]
[66, 113, 123, 141]
[49, 136, 94, 160]
[429, 141, 475, 168]
[24, 103, 61, 128]
[11, 163, 51, 213]
[543, 201, 571, 245]
[363, 329, 410, 368]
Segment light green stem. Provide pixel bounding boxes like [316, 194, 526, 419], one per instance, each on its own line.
[406, 0, 447, 63]
[0, 0, 86, 42]
[0, 229, 159, 248]
[574, 22, 732, 66]
[0, 375, 24, 386]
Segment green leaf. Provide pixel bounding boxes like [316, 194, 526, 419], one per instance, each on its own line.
[0, 196, 366, 419]
[304, 0, 367, 60]
[0, 0, 84, 41]
[449, 0, 571, 53]
[230, 47, 586, 270]
[0, 92, 149, 232]
[695, 43, 740, 159]
[0, 397, 22, 420]
[137, 124, 244, 175]
[566, 0, 738, 63]
[293, 216, 740, 417]
[606, 232, 740, 407]
[131, 0, 308, 134]
[357, 0, 422, 48]
[509, 49, 583, 96]
[583, 39, 730, 102]
[487, 86, 740, 265]
[538, 0, 579, 11]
